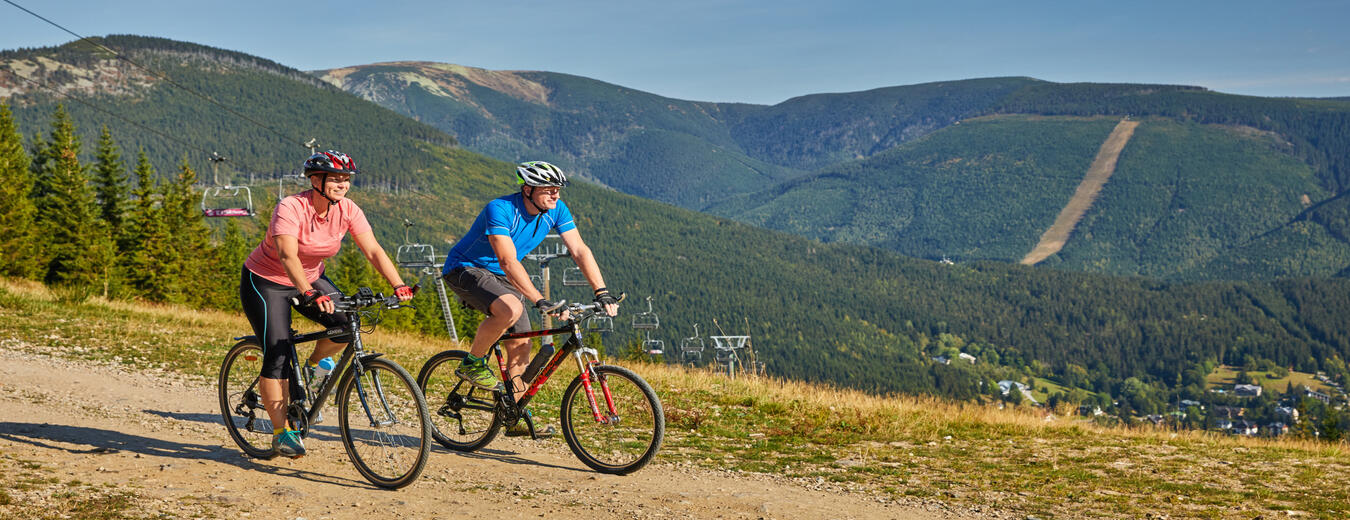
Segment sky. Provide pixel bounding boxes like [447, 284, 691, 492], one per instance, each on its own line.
[2, 0, 1348, 105]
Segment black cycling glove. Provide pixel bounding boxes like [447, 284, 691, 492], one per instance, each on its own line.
[593, 289, 619, 307]
[535, 298, 565, 314]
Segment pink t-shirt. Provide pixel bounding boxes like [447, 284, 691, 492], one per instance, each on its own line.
[244, 190, 372, 286]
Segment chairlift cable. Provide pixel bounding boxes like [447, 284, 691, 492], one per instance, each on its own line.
[7, 71, 279, 182]
[3, 0, 308, 149]
[7, 72, 213, 158]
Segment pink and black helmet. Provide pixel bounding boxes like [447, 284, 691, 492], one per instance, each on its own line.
[303, 150, 358, 176]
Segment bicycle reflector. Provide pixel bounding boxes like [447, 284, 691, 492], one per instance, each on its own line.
[245, 353, 259, 362]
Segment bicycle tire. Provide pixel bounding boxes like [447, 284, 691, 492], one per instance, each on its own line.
[416, 350, 502, 452]
[336, 357, 432, 489]
[218, 339, 277, 459]
[560, 364, 664, 475]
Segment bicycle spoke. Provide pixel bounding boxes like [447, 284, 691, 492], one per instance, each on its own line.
[218, 340, 277, 459]
[416, 350, 502, 451]
[339, 359, 430, 489]
[561, 365, 664, 474]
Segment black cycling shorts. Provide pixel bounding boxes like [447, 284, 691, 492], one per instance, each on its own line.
[239, 266, 351, 380]
[443, 266, 532, 334]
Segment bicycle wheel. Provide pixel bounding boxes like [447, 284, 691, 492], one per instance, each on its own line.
[218, 339, 277, 459]
[416, 350, 502, 452]
[560, 364, 664, 474]
[336, 357, 431, 489]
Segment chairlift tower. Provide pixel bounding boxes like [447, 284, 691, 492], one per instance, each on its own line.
[395, 219, 458, 341]
[711, 335, 750, 379]
[523, 234, 571, 346]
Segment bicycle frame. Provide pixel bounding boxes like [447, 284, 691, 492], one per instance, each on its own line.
[490, 318, 617, 425]
[262, 309, 390, 434]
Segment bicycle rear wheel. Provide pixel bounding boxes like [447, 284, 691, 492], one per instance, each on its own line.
[336, 357, 431, 489]
[218, 339, 276, 459]
[560, 364, 664, 474]
[416, 350, 502, 452]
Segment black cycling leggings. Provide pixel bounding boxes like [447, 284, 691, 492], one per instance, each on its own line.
[239, 266, 351, 380]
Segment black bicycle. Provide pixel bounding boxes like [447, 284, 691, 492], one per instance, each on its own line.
[417, 295, 664, 475]
[218, 287, 432, 489]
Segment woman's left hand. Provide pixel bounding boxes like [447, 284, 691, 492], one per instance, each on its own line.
[394, 284, 415, 302]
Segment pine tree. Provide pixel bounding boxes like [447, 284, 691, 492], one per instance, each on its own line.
[124, 149, 170, 299]
[161, 156, 212, 305]
[0, 103, 40, 279]
[32, 105, 113, 290]
[92, 125, 131, 250]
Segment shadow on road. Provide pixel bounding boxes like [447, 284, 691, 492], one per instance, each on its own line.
[0, 420, 373, 489]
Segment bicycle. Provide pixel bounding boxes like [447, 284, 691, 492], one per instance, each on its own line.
[218, 286, 432, 489]
[417, 295, 665, 475]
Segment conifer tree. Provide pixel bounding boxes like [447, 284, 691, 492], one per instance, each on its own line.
[161, 156, 212, 304]
[123, 149, 174, 299]
[92, 125, 131, 250]
[0, 103, 40, 279]
[32, 105, 113, 289]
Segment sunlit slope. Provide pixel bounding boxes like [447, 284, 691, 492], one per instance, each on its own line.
[712, 115, 1345, 279]
[12, 37, 1350, 400]
[1054, 119, 1344, 278]
[709, 115, 1121, 262]
[316, 62, 809, 209]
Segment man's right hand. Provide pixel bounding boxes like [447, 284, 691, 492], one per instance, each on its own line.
[302, 289, 335, 314]
[593, 289, 620, 317]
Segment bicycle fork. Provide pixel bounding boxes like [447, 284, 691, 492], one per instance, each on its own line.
[348, 336, 400, 429]
[573, 347, 619, 425]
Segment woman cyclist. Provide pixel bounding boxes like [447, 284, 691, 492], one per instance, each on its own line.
[239, 150, 414, 458]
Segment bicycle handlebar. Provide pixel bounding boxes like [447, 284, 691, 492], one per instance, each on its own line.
[290, 285, 419, 312]
[550, 292, 627, 321]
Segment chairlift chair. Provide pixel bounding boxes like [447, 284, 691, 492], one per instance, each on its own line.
[585, 315, 614, 333]
[641, 330, 664, 355]
[395, 244, 438, 269]
[201, 185, 255, 217]
[632, 296, 659, 330]
[561, 266, 588, 286]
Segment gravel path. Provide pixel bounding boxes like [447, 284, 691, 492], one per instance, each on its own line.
[0, 341, 985, 519]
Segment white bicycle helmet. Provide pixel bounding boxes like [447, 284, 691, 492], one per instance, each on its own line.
[515, 161, 569, 187]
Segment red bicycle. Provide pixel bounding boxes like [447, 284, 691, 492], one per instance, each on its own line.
[416, 295, 664, 474]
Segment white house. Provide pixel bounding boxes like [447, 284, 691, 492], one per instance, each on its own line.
[1234, 384, 1263, 397]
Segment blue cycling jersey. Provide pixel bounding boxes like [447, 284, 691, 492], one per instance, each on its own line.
[442, 192, 577, 276]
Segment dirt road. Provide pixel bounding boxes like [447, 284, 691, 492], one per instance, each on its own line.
[0, 342, 986, 519]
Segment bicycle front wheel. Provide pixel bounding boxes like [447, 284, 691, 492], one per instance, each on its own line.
[560, 365, 664, 475]
[218, 339, 276, 459]
[336, 357, 431, 489]
[416, 350, 502, 452]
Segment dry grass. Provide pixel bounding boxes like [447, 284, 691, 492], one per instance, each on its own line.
[5, 277, 1350, 519]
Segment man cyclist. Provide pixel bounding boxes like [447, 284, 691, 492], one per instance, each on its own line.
[441, 160, 620, 437]
[240, 150, 414, 458]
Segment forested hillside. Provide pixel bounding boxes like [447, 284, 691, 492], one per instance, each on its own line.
[322, 63, 1350, 282]
[9, 36, 1350, 419]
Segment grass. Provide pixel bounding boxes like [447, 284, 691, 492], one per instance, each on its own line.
[1206, 364, 1339, 395]
[4, 277, 1350, 519]
[0, 453, 163, 520]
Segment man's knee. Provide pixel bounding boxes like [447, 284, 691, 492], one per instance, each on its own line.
[488, 295, 525, 321]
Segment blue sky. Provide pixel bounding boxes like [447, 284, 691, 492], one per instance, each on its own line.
[2, 0, 1347, 105]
